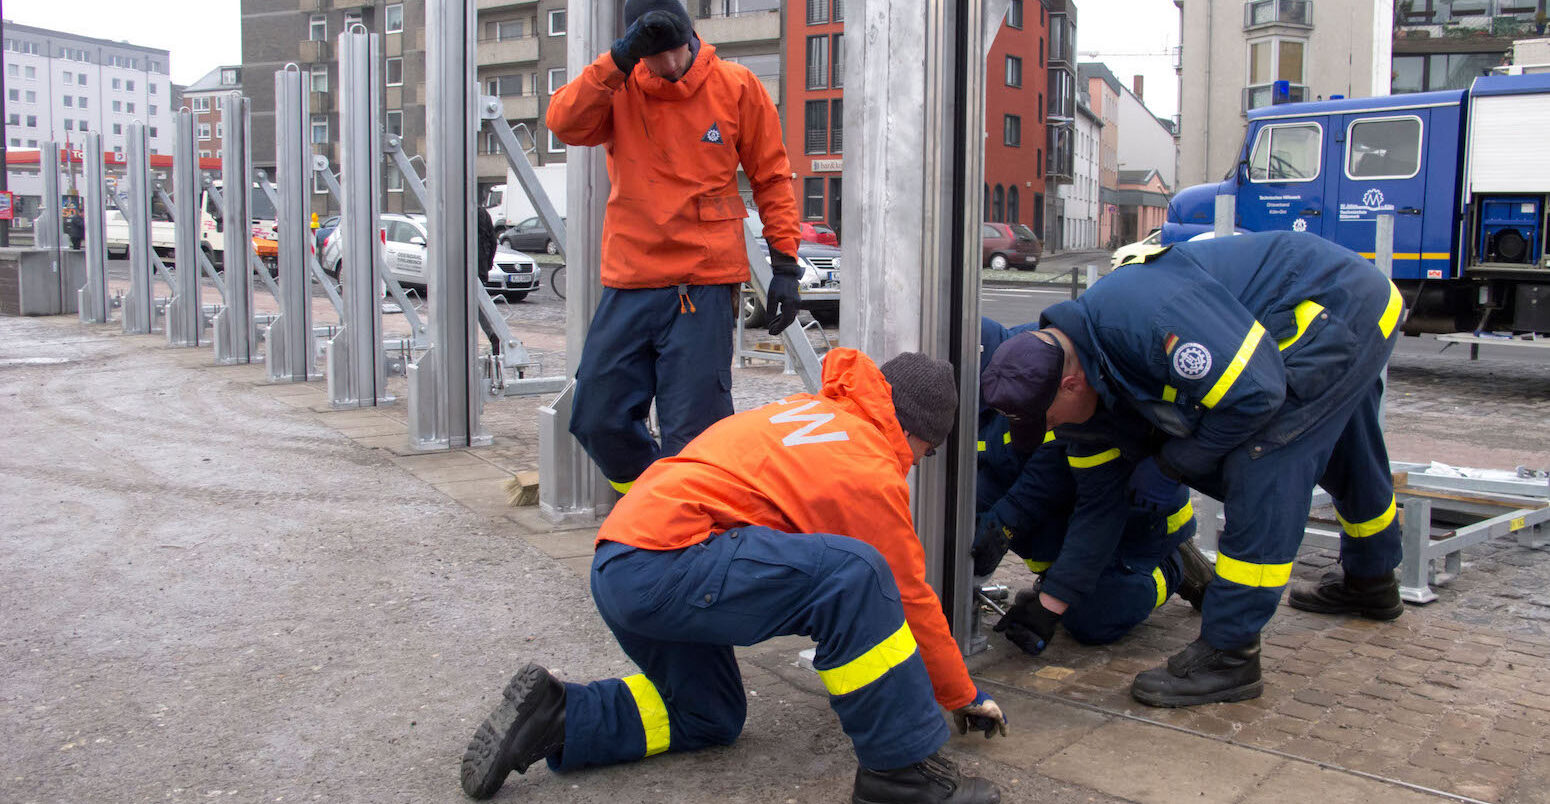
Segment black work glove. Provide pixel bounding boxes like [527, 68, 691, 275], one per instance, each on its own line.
[970, 511, 1013, 579]
[993, 587, 1060, 656]
[610, 10, 691, 75]
[1128, 455, 1182, 514]
[766, 249, 801, 336]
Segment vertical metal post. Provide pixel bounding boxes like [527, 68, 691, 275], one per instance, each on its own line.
[269, 66, 315, 382]
[167, 109, 203, 347]
[1375, 211, 1395, 430]
[79, 132, 110, 323]
[216, 94, 256, 364]
[538, 0, 617, 522]
[847, 0, 995, 650]
[410, 0, 486, 448]
[1214, 193, 1235, 239]
[327, 26, 388, 407]
[123, 124, 155, 334]
[38, 141, 62, 279]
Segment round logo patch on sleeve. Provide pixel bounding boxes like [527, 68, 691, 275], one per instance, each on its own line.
[1172, 342, 1213, 380]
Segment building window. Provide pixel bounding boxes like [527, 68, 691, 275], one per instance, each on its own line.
[386, 57, 404, 86]
[63, 71, 73, 84]
[311, 116, 329, 144]
[1007, 0, 1023, 29]
[830, 98, 843, 153]
[127, 80, 136, 91]
[547, 129, 565, 153]
[834, 0, 845, 22]
[1245, 0, 1312, 27]
[311, 65, 329, 93]
[386, 110, 403, 136]
[1005, 55, 1022, 88]
[4, 113, 14, 125]
[113, 78, 122, 90]
[386, 4, 404, 33]
[150, 82, 158, 94]
[65, 119, 75, 131]
[113, 100, 122, 112]
[5, 89, 15, 102]
[1008, 186, 1019, 223]
[114, 123, 123, 134]
[1245, 37, 1306, 110]
[548, 9, 567, 35]
[24, 65, 35, 79]
[485, 131, 502, 155]
[217, 123, 224, 138]
[992, 185, 1005, 222]
[1346, 117, 1421, 180]
[1037, 94, 1043, 122]
[805, 100, 828, 154]
[25, 114, 36, 127]
[1247, 122, 1322, 182]
[83, 97, 91, 109]
[1003, 114, 1021, 147]
[77, 73, 86, 86]
[496, 20, 527, 40]
[149, 126, 157, 138]
[64, 96, 74, 107]
[310, 15, 328, 41]
[548, 67, 566, 93]
[831, 34, 844, 88]
[1391, 52, 1499, 94]
[387, 164, 404, 192]
[803, 177, 825, 219]
[198, 123, 212, 140]
[127, 103, 135, 114]
[314, 172, 329, 195]
[807, 0, 829, 24]
[1036, 148, 1042, 177]
[806, 35, 830, 90]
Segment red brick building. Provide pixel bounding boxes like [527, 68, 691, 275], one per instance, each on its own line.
[983, 0, 1048, 236]
[782, 0, 846, 237]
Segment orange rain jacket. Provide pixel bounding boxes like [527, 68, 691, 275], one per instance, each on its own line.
[596, 349, 978, 711]
[546, 42, 801, 290]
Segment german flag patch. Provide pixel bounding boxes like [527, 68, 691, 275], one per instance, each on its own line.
[1163, 333, 1180, 355]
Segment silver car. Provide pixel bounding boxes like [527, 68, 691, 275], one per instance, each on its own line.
[322, 213, 542, 300]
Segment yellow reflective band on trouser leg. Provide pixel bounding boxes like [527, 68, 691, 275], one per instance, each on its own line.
[1041, 430, 1055, 444]
[1379, 281, 1404, 339]
[609, 479, 634, 494]
[1067, 448, 1121, 468]
[1202, 322, 1267, 409]
[816, 621, 918, 696]
[976, 440, 986, 452]
[1337, 495, 1397, 538]
[1152, 567, 1168, 609]
[1276, 300, 1326, 351]
[1214, 553, 1294, 588]
[1025, 559, 1052, 573]
[621, 674, 672, 757]
[1166, 501, 1194, 534]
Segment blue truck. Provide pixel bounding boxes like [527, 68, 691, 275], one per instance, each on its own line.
[1163, 72, 1550, 335]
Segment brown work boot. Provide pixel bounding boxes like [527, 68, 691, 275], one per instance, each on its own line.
[852, 751, 1001, 804]
[1287, 569, 1404, 621]
[1173, 539, 1214, 612]
[460, 663, 567, 800]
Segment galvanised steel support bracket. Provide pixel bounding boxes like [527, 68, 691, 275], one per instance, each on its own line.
[167, 109, 203, 347]
[79, 132, 110, 324]
[268, 65, 316, 383]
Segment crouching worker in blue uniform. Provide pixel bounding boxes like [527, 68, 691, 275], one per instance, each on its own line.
[973, 319, 1213, 656]
[979, 232, 1407, 707]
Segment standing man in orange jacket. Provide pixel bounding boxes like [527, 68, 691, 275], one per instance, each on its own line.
[547, 0, 804, 493]
[461, 349, 1006, 804]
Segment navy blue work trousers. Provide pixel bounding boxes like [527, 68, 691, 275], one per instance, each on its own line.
[570, 284, 737, 487]
[552, 528, 949, 773]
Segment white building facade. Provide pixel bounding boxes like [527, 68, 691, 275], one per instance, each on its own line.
[1058, 100, 1102, 251]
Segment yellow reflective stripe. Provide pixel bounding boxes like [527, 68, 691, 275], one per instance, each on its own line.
[1066, 448, 1121, 469]
[1337, 495, 1397, 538]
[609, 479, 634, 494]
[1358, 252, 1451, 261]
[1214, 553, 1293, 588]
[817, 621, 917, 696]
[1201, 322, 1267, 409]
[1167, 501, 1194, 534]
[621, 674, 671, 756]
[1277, 300, 1326, 351]
[976, 440, 987, 452]
[1152, 567, 1168, 609]
[1041, 430, 1054, 444]
[1025, 559, 1052, 573]
[1379, 281, 1404, 339]
[1161, 385, 1177, 402]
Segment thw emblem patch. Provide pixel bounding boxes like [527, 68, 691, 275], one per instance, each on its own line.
[701, 122, 725, 144]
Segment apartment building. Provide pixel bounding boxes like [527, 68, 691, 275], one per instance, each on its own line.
[1056, 99, 1101, 250]
[1174, 0, 1393, 189]
[182, 66, 242, 160]
[2, 22, 175, 215]
[1392, 1, 1550, 92]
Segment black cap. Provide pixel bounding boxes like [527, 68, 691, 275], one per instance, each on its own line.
[980, 332, 1064, 450]
[624, 0, 694, 52]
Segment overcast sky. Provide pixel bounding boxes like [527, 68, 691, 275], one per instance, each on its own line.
[6, 0, 1179, 116]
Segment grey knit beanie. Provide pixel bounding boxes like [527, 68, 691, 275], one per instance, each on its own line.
[880, 352, 959, 445]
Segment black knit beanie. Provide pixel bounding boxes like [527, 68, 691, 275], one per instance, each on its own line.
[624, 0, 695, 46]
[881, 352, 959, 446]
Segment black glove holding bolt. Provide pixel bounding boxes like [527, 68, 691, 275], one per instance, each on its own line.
[766, 248, 802, 336]
[994, 587, 1061, 656]
[610, 7, 693, 76]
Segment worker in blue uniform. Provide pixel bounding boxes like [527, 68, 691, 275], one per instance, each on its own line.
[974, 321, 1211, 655]
[980, 231, 1407, 707]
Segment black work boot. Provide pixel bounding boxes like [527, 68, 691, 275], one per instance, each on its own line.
[461, 663, 567, 800]
[1130, 636, 1262, 707]
[1288, 569, 1404, 621]
[852, 751, 1001, 804]
[1173, 540, 1214, 612]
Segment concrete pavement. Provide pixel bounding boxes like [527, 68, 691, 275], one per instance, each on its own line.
[3, 311, 1548, 803]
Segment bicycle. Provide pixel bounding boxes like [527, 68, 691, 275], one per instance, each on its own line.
[549, 263, 566, 300]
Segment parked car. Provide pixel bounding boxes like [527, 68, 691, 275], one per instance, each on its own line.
[741, 206, 841, 326]
[1109, 228, 1163, 268]
[982, 222, 1042, 270]
[799, 221, 839, 247]
[497, 215, 564, 255]
[314, 215, 340, 252]
[321, 213, 542, 300]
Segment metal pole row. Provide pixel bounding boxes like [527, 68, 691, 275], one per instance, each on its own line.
[268, 66, 315, 383]
[167, 108, 202, 347]
[79, 132, 110, 323]
[122, 123, 156, 334]
[215, 93, 257, 364]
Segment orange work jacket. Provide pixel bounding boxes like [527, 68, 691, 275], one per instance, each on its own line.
[597, 349, 977, 711]
[546, 42, 801, 290]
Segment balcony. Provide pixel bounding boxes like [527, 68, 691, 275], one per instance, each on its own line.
[757, 76, 781, 106]
[1244, 0, 1312, 29]
[477, 35, 539, 67]
[488, 93, 539, 119]
[695, 8, 780, 46]
[477, 152, 510, 181]
[332, 0, 370, 9]
[476, 0, 537, 8]
[1242, 82, 1308, 112]
[300, 39, 332, 64]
